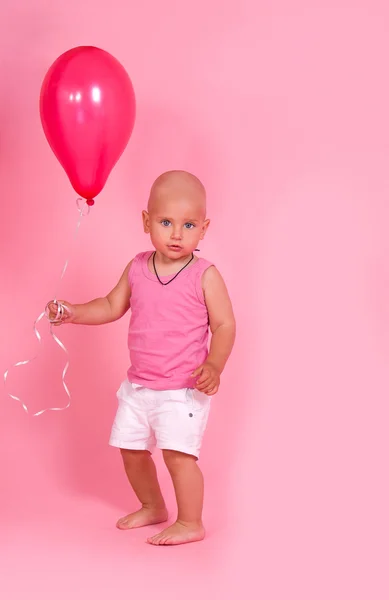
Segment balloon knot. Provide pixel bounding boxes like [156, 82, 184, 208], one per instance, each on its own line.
[86, 198, 95, 206]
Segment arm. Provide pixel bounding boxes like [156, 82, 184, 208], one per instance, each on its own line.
[49, 261, 133, 326]
[192, 266, 236, 394]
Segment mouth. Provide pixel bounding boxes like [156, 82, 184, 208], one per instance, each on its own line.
[168, 244, 183, 252]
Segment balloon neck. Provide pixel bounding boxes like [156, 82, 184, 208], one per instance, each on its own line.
[86, 198, 95, 206]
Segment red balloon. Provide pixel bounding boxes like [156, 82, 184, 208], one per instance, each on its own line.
[40, 46, 136, 201]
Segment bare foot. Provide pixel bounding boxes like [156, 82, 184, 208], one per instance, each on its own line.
[147, 520, 205, 546]
[116, 507, 168, 530]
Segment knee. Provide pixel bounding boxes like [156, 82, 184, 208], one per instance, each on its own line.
[120, 448, 150, 465]
[163, 449, 196, 472]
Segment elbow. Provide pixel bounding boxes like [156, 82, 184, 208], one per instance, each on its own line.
[212, 320, 236, 338]
[106, 297, 130, 323]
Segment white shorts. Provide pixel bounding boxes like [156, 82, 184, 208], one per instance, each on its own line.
[109, 379, 211, 459]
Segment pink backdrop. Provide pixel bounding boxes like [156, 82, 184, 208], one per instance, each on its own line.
[1, 1, 388, 598]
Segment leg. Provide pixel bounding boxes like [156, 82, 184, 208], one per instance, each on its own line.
[116, 449, 168, 530]
[147, 450, 205, 545]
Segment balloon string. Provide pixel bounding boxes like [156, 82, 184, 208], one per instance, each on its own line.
[53, 197, 89, 299]
[3, 198, 90, 417]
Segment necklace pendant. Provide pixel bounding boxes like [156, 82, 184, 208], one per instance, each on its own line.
[153, 252, 194, 286]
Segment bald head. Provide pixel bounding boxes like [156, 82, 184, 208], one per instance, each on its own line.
[143, 171, 210, 253]
[148, 170, 206, 217]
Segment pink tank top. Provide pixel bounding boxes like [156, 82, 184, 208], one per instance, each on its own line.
[127, 251, 213, 390]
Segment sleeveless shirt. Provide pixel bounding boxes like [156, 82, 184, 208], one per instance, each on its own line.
[127, 251, 213, 390]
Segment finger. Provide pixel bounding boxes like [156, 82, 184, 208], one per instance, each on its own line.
[202, 382, 216, 392]
[196, 378, 214, 392]
[196, 374, 210, 386]
[48, 303, 69, 324]
[202, 386, 218, 396]
[207, 386, 218, 396]
[191, 366, 204, 378]
[50, 300, 70, 312]
[196, 369, 212, 384]
[195, 372, 212, 385]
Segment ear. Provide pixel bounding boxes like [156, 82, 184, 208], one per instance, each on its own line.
[200, 219, 210, 240]
[142, 210, 150, 233]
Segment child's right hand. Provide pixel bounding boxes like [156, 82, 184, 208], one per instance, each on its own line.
[46, 300, 74, 325]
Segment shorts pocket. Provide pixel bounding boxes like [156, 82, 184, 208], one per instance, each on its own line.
[191, 389, 211, 405]
[186, 389, 211, 420]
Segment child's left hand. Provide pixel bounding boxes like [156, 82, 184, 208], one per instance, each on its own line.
[192, 362, 220, 396]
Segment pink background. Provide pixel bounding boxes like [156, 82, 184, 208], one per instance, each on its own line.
[0, 1, 388, 598]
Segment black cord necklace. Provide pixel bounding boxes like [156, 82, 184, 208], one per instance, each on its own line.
[152, 251, 194, 286]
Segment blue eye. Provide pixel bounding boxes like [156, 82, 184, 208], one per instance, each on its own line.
[184, 223, 195, 229]
[161, 220, 171, 227]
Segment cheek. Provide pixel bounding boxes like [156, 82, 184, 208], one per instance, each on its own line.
[150, 225, 168, 242]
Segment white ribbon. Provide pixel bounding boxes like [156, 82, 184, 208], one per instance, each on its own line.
[3, 199, 90, 416]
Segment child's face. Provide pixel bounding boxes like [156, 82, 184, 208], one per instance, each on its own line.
[143, 189, 209, 259]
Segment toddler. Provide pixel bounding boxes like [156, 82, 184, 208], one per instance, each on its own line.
[49, 170, 235, 545]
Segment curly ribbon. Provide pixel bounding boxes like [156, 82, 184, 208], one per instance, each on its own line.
[3, 198, 91, 417]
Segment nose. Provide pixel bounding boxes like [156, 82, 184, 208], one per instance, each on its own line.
[171, 227, 182, 240]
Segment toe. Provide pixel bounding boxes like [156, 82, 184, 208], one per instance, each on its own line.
[155, 535, 164, 545]
[147, 535, 159, 545]
[161, 537, 171, 545]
